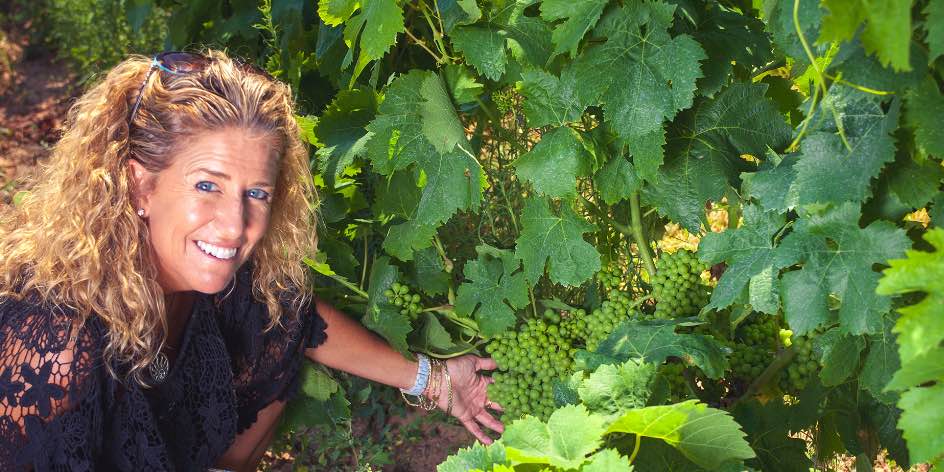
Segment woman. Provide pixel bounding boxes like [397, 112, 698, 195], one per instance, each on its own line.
[0, 49, 503, 471]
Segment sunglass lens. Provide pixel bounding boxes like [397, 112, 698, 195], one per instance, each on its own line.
[157, 52, 211, 74]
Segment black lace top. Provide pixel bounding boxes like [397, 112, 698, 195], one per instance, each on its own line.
[0, 267, 328, 471]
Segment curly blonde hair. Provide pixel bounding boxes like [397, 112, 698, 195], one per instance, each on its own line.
[0, 48, 318, 385]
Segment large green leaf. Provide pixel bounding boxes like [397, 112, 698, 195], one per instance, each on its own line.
[454, 245, 529, 337]
[778, 203, 909, 335]
[791, 88, 898, 207]
[877, 228, 944, 465]
[437, 442, 507, 472]
[539, 0, 607, 58]
[860, 319, 901, 404]
[513, 126, 591, 198]
[571, 1, 705, 165]
[576, 319, 729, 379]
[927, 0, 944, 63]
[502, 404, 606, 470]
[314, 88, 377, 188]
[593, 153, 639, 205]
[813, 327, 865, 386]
[582, 449, 633, 471]
[519, 68, 588, 128]
[577, 359, 655, 419]
[645, 83, 792, 232]
[606, 400, 755, 470]
[514, 197, 601, 286]
[699, 205, 790, 314]
[329, 0, 404, 82]
[733, 399, 812, 472]
[906, 78, 944, 159]
[820, 0, 912, 71]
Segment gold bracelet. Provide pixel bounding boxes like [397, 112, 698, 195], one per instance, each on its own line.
[443, 361, 454, 416]
[420, 359, 441, 411]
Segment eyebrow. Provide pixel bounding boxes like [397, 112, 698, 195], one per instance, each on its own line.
[193, 167, 275, 188]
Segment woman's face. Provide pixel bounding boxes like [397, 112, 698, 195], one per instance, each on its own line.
[131, 127, 279, 294]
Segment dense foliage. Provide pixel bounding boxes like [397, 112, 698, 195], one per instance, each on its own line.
[40, 0, 944, 469]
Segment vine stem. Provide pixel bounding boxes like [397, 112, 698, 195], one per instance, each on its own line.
[787, 0, 827, 152]
[630, 193, 657, 277]
[327, 272, 370, 299]
[628, 434, 642, 463]
[732, 346, 798, 408]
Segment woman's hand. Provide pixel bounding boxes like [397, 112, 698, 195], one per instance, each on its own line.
[426, 355, 504, 444]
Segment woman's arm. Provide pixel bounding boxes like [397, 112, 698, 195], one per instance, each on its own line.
[304, 298, 418, 390]
[214, 400, 286, 472]
[305, 299, 503, 443]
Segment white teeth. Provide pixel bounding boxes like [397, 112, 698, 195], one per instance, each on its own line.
[196, 240, 237, 260]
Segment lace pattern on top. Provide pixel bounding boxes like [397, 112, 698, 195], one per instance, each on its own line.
[0, 270, 327, 471]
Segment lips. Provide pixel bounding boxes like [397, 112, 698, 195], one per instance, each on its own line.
[195, 240, 238, 260]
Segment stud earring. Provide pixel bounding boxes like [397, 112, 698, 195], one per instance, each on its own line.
[137, 208, 146, 217]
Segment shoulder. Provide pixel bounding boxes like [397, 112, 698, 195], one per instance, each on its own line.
[1, 293, 107, 415]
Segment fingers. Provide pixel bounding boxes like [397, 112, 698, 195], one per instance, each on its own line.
[486, 400, 504, 412]
[474, 356, 499, 372]
[476, 409, 504, 434]
[461, 417, 493, 445]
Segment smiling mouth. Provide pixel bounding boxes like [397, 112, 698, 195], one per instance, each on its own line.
[195, 240, 239, 260]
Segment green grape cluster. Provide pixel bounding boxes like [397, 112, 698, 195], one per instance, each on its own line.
[491, 88, 518, 114]
[729, 343, 769, 380]
[485, 318, 575, 421]
[651, 250, 710, 319]
[659, 362, 688, 400]
[383, 282, 422, 321]
[779, 333, 820, 393]
[737, 315, 781, 350]
[597, 262, 623, 291]
[586, 289, 637, 351]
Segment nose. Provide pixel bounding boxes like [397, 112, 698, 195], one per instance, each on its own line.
[215, 193, 247, 244]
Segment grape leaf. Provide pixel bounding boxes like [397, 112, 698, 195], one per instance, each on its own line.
[313, 89, 377, 188]
[450, 25, 507, 81]
[699, 205, 790, 314]
[876, 228, 944, 464]
[577, 359, 655, 419]
[411, 313, 455, 352]
[513, 127, 591, 198]
[520, 68, 587, 128]
[684, 5, 773, 97]
[364, 256, 412, 354]
[778, 203, 910, 335]
[409, 246, 449, 296]
[572, 1, 705, 152]
[373, 169, 422, 219]
[861, 319, 901, 404]
[827, 41, 928, 94]
[442, 63, 483, 106]
[932, 194, 944, 228]
[886, 154, 944, 209]
[733, 399, 812, 472]
[367, 71, 483, 259]
[593, 154, 639, 205]
[489, 0, 554, 71]
[927, 0, 944, 63]
[299, 363, 340, 401]
[820, 0, 912, 71]
[577, 319, 729, 379]
[766, 0, 824, 66]
[437, 0, 482, 34]
[606, 400, 755, 470]
[813, 327, 865, 386]
[582, 449, 633, 471]
[502, 404, 606, 470]
[645, 83, 792, 232]
[437, 442, 507, 472]
[906, 78, 944, 159]
[514, 197, 601, 286]
[897, 385, 944, 465]
[454, 245, 529, 337]
[539, 0, 607, 58]
[365, 71, 435, 175]
[318, 0, 357, 25]
[792, 88, 899, 207]
[336, 0, 404, 82]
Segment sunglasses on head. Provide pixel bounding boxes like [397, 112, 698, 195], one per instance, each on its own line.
[128, 51, 274, 125]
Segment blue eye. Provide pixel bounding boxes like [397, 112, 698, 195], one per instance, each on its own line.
[195, 181, 218, 192]
[247, 188, 271, 201]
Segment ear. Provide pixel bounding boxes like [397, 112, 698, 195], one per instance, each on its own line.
[126, 159, 156, 214]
